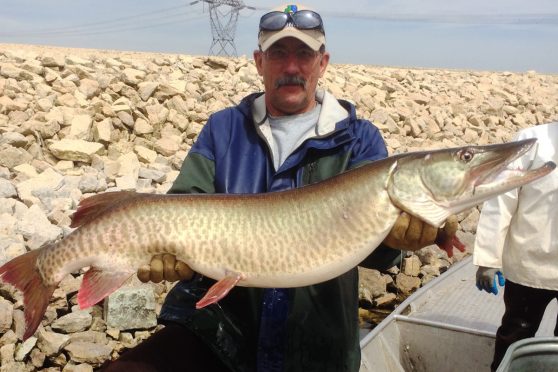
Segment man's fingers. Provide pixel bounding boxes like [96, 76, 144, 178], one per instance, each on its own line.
[150, 254, 164, 283]
[420, 223, 438, 247]
[407, 215, 438, 248]
[137, 265, 151, 283]
[137, 254, 193, 283]
[175, 260, 194, 281]
[391, 212, 410, 241]
[384, 212, 439, 250]
[162, 254, 179, 282]
[444, 215, 458, 236]
[385, 213, 459, 252]
[405, 215, 423, 243]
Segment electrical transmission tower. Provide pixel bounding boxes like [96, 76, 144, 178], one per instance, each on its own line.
[191, 0, 256, 57]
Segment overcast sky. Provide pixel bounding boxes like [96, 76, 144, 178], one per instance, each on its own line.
[1, 0, 557, 73]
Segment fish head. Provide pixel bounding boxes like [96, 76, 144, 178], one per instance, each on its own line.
[387, 138, 556, 227]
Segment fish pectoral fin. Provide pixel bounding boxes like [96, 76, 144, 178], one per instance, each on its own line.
[77, 268, 135, 309]
[393, 198, 450, 228]
[195, 272, 244, 309]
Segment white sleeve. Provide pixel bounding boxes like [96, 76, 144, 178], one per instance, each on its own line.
[473, 131, 535, 268]
[473, 187, 518, 268]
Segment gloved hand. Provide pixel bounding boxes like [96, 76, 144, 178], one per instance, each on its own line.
[383, 212, 460, 252]
[137, 254, 194, 283]
[383, 212, 437, 251]
[476, 266, 506, 295]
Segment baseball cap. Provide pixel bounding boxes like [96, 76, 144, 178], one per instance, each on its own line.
[258, 4, 326, 52]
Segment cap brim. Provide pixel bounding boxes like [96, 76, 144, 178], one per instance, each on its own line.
[259, 28, 324, 51]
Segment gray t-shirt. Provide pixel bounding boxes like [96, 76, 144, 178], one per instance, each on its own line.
[268, 103, 322, 170]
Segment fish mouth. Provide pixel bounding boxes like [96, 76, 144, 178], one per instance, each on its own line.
[473, 138, 556, 194]
[475, 161, 556, 194]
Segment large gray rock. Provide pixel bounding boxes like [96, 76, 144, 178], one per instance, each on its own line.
[14, 336, 37, 361]
[64, 341, 112, 365]
[402, 255, 422, 277]
[37, 329, 71, 356]
[15, 167, 65, 206]
[48, 139, 105, 162]
[16, 204, 62, 249]
[104, 286, 157, 331]
[0, 145, 33, 169]
[51, 311, 93, 334]
[0, 179, 16, 198]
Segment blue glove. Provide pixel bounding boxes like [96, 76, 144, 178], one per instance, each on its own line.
[476, 266, 505, 295]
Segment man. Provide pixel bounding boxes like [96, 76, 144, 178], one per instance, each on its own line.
[103, 4, 459, 371]
[474, 122, 558, 371]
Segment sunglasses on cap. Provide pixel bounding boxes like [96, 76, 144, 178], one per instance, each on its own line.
[259, 9, 325, 35]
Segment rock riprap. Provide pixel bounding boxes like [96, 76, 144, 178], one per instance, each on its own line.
[1, 43, 557, 370]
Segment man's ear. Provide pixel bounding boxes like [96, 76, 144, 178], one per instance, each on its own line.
[319, 51, 330, 77]
[254, 50, 264, 76]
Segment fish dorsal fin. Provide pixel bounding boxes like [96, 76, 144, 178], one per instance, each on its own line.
[70, 191, 141, 228]
[77, 267, 135, 309]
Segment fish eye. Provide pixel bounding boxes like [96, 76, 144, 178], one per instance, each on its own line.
[459, 150, 474, 162]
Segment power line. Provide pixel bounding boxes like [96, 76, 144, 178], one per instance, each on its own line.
[320, 11, 558, 25]
[0, 11, 206, 38]
[6, 16, 209, 40]
[0, 3, 208, 38]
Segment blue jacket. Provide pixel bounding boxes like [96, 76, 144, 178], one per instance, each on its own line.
[160, 91, 398, 371]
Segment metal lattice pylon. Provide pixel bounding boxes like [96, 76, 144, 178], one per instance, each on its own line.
[191, 0, 257, 57]
[209, 1, 242, 56]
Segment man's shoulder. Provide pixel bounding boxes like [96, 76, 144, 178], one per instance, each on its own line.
[347, 115, 382, 137]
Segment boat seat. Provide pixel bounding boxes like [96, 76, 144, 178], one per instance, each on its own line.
[496, 337, 558, 372]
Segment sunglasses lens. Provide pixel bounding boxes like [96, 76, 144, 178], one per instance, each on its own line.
[259, 10, 323, 32]
[293, 11, 322, 29]
[260, 12, 288, 31]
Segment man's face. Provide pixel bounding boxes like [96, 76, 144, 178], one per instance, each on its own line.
[254, 37, 330, 116]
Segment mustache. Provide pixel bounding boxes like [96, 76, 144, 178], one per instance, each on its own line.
[275, 76, 307, 89]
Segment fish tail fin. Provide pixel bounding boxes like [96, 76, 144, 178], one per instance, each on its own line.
[0, 248, 57, 340]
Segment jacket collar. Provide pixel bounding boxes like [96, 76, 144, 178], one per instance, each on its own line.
[251, 89, 350, 136]
[250, 89, 352, 160]
[247, 89, 355, 172]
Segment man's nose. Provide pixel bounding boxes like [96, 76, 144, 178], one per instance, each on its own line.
[283, 53, 301, 73]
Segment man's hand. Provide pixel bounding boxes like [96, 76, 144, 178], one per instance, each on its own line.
[383, 213, 465, 256]
[383, 212, 439, 251]
[137, 254, 194, 283]
[476, 266, 506, 295]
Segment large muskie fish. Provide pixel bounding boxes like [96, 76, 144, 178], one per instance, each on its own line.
[1, 139, 555, 340]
